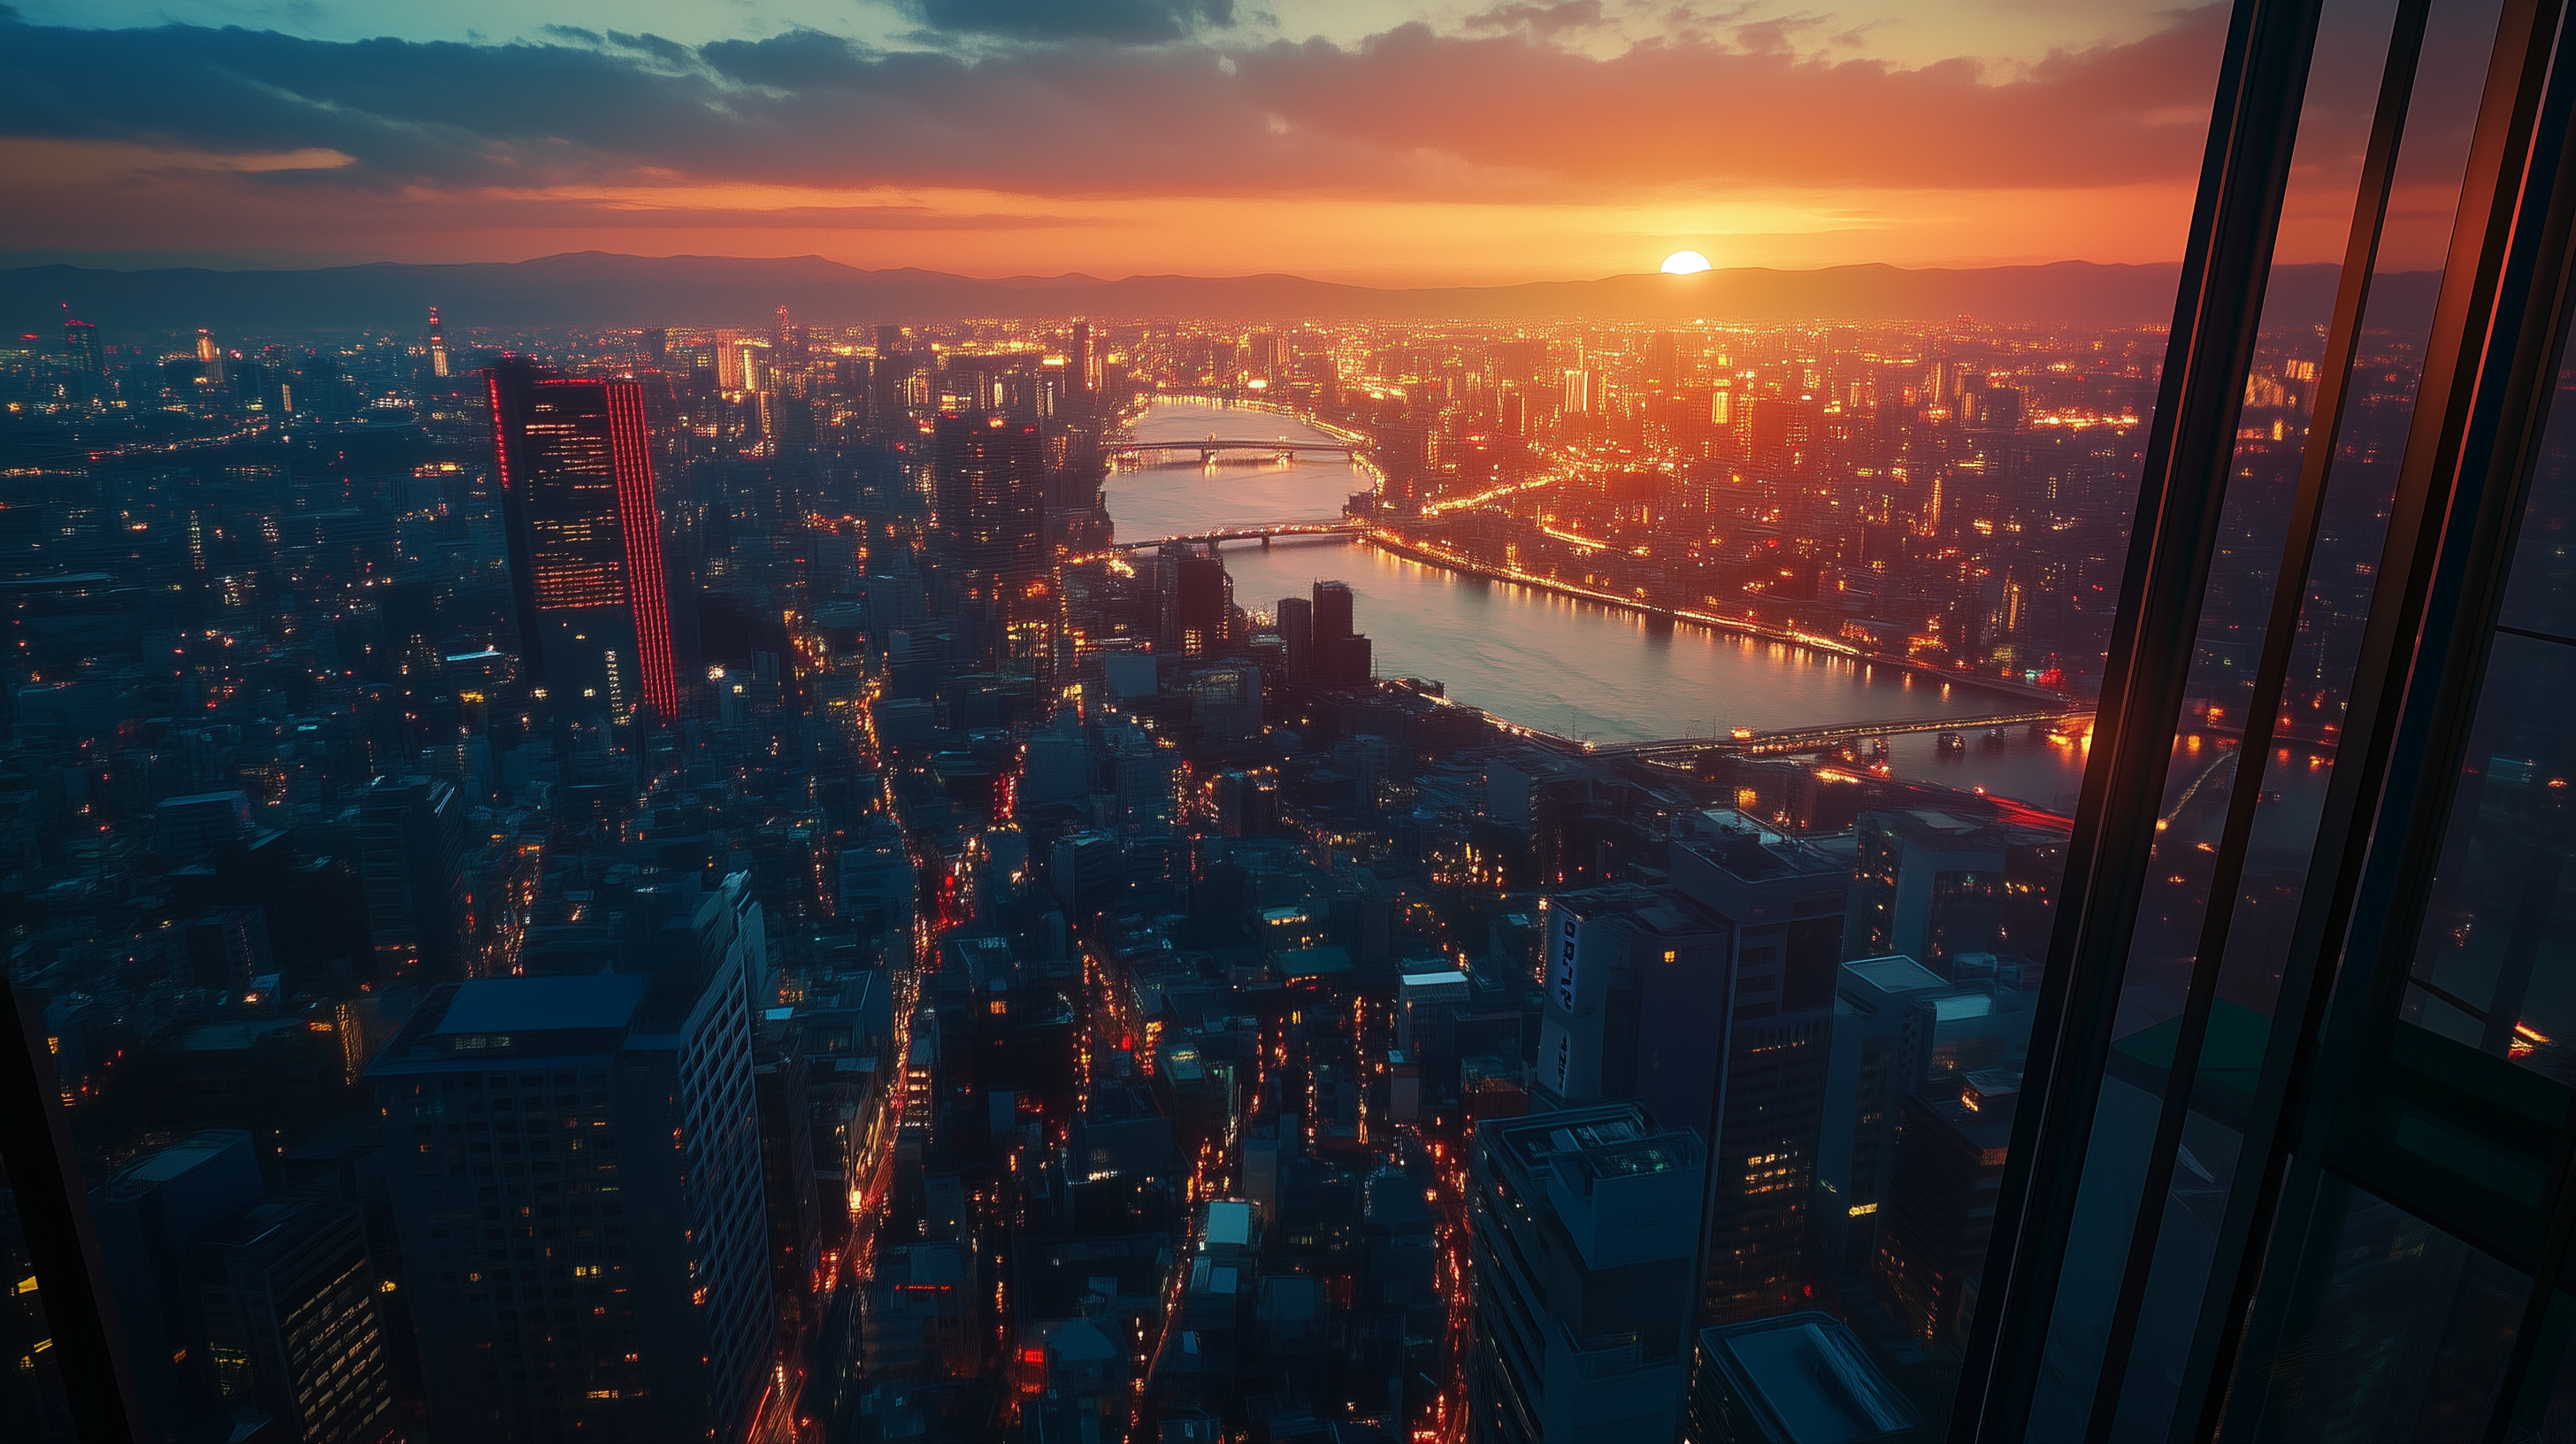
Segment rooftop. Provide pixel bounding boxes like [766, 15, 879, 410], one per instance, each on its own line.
[434, 974, 649, 1035]
[1843, 955, 1947, 999]
[1703, 1313, 1920, 1443]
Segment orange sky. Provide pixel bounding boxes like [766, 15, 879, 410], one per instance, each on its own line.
[0, 2, 2415, 283]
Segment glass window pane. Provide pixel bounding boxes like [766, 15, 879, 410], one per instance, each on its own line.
[2224, 1179, 2526, 1442]
[0, 1165, 80, 1444]
[2029, 0, 2499, 1431]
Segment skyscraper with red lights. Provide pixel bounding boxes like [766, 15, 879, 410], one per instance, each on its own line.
[486, 358, 679, 721]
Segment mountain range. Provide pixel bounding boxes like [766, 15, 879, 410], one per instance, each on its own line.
[0, 252, 2438, 338]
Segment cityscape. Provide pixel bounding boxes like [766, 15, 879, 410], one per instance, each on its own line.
[0, 287, 2404, 1444]
[12, 1, 2576, 1443]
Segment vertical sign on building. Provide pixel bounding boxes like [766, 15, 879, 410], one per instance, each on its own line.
[1552, 911, 1582, 1012]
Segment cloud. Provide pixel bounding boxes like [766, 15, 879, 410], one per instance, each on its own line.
[1463, 1, 1606, 37]
[0, 7, 2244, 197]
[907, 0, 1238, 43]
[0, 4, 2283, 276]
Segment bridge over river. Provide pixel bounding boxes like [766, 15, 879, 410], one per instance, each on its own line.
[1591, 707, 2088, 760]
[1111, 437, 1362, 465]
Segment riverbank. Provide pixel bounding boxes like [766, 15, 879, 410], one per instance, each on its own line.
[1358, 526, 2073, 718]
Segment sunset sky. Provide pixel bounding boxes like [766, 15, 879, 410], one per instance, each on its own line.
[0, 0, 2390, 285]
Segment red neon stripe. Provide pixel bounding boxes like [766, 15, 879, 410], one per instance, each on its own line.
[486, 374, 514, 496]
[606, 382, 679, 721]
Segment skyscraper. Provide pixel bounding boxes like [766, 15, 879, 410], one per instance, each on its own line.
[1309, 580, 1372, 682]
[486, 358, 680, 720]
[358, 775, 476, 983]
[370, 969, 774, 1444]
[1668, 810, 1848, 1323]
[1069, 318, 1095, 412]
[61, 310, 100, 376]
[1276, 595, 1314, 680]
[1467, 1105, 1705, 1444]
[929, 411, 1048, 625]
[426, 306, 448, 380]
[197, 1197, 399, 1444]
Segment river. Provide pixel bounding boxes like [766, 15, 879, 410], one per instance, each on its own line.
[1107, 396, 2098, 812]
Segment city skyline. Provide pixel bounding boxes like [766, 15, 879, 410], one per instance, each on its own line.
[10, 4, 2576, 1442]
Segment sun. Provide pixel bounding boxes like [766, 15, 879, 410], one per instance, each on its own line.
[1660, 250, 1713, 274]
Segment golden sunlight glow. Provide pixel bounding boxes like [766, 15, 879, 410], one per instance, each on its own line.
[1660, 250, 1714, 274]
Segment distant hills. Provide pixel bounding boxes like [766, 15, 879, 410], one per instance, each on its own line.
[0, 251, 2437, 337]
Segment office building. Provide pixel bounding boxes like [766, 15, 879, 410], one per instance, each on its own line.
[1669, 810, 1849, 1323]
[1689, 1313, 1920, 1444]
[1276, 594, 1314, 679]
[197, 1197, 397, 1444]
[1163, 547, 1233, 656]
[929, 411, 1048, 621]
[90, 1132, 267, 1444]
[62, 313, 101, 376]
[426, 305, 448, 379]
[486, 357, 681, 720]
[370, 969, 774, 1444]
[1310, 580, 1372, 683]
[1876, 1069, 2017, 1344]
[1528, 887, 1731, 1137]
[1846, 809, 2062, 977]
[157, 789, 256, 871]
[1467, 1105, 1704, 1444]
[1813, 956, 2036, 1272]
[358, 775, 477, 983]
[182, 907, 274, 993]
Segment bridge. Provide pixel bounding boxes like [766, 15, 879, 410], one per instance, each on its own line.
[1111, 437, 1362, 465]
[1593, 707, 2085, 761]
[1109, 521, 1367, 551]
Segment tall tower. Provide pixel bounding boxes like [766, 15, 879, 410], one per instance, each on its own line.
[427, 305, 449, 379]
[60, 307, 101, 377]
[359, 774, 477, 983]
[371, 966, 776, 1444]
[486, 358, 680, 720]
[1070, 318, 1094, 408]
[929, 411, 1048, 617]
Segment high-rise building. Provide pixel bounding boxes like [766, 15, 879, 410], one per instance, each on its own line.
[157, 788, 255, 870]
[1847, 809, 2063, 976]
[1644, 331, 1681, 390]
[1560, 368, 1592, 416]
[197, 1197, 398, 1444]
[1467, 1105, 1705, 1444]
[1876, 1069, 2017, 1344]
[1669, 810, 1849, 1323]
[61, 311, 101, 376]
[1070, 318, 1095, 405]
[1688, 1312, 1920, 1444]
[426, 306, 448, 379]
[370, 969, 774, 1444]
[1529, 887, 1731, 1133]
[1813, 955, 2035, 1274]
[930, 411, 1049, 626]
[182, 907, 274, 993]
[486, 358, 680, 720]
[1276, 595, 1314, 680]
[358, 775, 476, 982]
[90, 1132, 266, 1444]
[1309, 580, 1371, 682]
[1169, 548, 1232, 656]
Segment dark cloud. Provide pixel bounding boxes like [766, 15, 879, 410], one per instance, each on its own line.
[700, 29, 877, 90]
[908, 0, 1236, 43]
[0, 4, 2259, 210]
